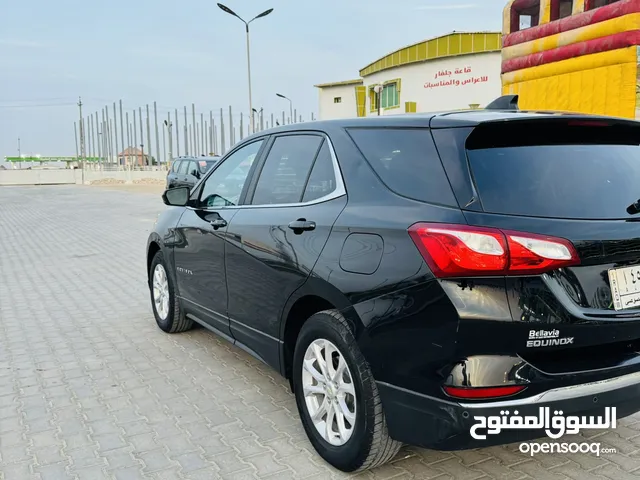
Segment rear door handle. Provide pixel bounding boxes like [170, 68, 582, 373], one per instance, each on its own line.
[288, 219, 316, 233]
[209, 218, 227, 229]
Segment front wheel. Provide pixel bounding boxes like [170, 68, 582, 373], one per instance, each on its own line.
[292, 310, 401, 472]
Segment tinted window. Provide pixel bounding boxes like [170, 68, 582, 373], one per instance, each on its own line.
[252, 135, 323, 205]
[469, 144, 640, 219]
[199, 141, 263, 208]
[347, 128, 456, 205]
[178, 161, 189, 175]
[187, 161, 198, 176]
[171, 160, 182, 173]
[302, 142, 337, 202]
[199, 159, 218, 173]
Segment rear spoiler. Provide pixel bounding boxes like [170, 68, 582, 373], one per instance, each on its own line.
[485, 95, 519, 111]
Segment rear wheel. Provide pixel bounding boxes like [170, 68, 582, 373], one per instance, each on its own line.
[292, 310, 401, 472]
[149, 251, 192, 333]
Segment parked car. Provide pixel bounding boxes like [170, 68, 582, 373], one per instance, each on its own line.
[146, 95, 640, 472]
[166, 156, 220, 189]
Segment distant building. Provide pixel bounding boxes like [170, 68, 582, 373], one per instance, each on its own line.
[314, 31, 502, 119]
[118, 147, 148, 166]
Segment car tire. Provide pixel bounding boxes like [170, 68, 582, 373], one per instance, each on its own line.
[149, 250, 192, 333]
[292, 310, 401, 472]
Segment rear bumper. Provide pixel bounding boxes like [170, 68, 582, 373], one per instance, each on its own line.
[377, 370, 640, 449]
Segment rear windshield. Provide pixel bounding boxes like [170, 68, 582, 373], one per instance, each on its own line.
[199, 160, 217, 173]
[469, 144, 640, 219]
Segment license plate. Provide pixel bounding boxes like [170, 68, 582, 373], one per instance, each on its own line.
[608, 266, 640, 310]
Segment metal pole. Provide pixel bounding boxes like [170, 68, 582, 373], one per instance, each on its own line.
[154, 102, 160, 166]
[294, 108, 297, 124]
[74, 122, 79, 159]
[214, 124, 218, 154]
[240, 113, 244, 141]
[282, 111, 285, 125]
[162, 120, 167, 163]
[260, 110, 264, 131]
[133, 109, 138, 167]
[246, 24, 254, 134]
[183, 106, 188, 155]
[146, 104, 152, 166]
[188, 124, 192, 156]
[229, 106, 234, 145]
[90, 115, 95, 162]
[271, 113, 274, 128]
[174, 108, 180, 157]
[167, 112, 173, 162]
[220, 108, 225, 154]
[204, 120, 209, 154]
[77, 97, 85, 181]
[138, 107, 144, 165]
[104, 107, 110, 163]
[192, 103, 196, 155]
[87, 116, 92, 161]
[113, 102, 118, 163]
[119, 100, 124, 164]
[126, 112, 131, 167]
[94, 112, 99, 166]
[210, 111, 214, 154]
[199, 112, 203, 154]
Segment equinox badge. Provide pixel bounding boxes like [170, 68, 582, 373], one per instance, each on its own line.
[526, 329, 574, 348]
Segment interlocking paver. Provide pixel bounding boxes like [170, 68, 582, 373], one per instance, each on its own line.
[2, 185, 640, 479]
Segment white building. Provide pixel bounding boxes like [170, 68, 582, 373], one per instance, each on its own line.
[315, 32, 502, 120]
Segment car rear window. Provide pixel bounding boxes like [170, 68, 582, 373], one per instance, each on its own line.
[467, 121, 640, 219]
[199, 159, 217, 173]
[347, 128, 456, 206]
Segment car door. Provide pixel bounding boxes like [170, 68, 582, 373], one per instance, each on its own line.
[172, 139, 266, 337]
[224, 133, 347, 368]
[175, 159, 190, 187]
[167, 160, 182, 188]
[185, 160, 201, 188]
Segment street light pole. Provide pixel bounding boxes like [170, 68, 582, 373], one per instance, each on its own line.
[276, 93, 293, 124]
[217, 3, 274, 135]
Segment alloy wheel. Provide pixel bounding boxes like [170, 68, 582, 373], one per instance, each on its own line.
[302, 338, 357, 446]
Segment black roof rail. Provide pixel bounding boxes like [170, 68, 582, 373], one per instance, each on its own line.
[485, 95, 519, 111]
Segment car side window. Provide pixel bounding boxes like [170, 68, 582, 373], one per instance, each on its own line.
[251, 135, 323, 205]
[171, 160, 182, 173]
[178, 161, 189, 175]
[302, 141, 337, 203]
[199, 140, 263, 208]
[188, 160, 198, 177]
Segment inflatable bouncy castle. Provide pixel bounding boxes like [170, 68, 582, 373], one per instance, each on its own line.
[502, 0, 640, 118]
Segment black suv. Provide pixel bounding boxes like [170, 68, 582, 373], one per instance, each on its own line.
[147, 96, 640, 472]
[166, 156, 220, 189]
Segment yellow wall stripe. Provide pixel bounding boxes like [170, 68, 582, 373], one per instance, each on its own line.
[502, 13, 640, 60]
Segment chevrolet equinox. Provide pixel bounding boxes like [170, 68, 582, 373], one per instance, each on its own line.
[146, 95, 640, 472]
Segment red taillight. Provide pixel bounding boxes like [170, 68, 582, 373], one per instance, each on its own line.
[408, 223, 579, 278]
[443, 385, 526, 399]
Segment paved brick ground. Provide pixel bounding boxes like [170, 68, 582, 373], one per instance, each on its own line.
[1, 185, 640, 480]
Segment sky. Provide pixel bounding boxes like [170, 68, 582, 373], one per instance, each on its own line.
[0, 0, 507, 159]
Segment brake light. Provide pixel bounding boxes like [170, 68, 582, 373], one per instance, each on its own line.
[408, 223, 579, 278]
[443, 385, 526, 399]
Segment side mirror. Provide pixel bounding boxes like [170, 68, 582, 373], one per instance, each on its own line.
[162, 186, 190, 206]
